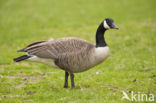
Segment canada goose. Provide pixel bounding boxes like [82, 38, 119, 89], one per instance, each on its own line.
[13, 18, 118, 88]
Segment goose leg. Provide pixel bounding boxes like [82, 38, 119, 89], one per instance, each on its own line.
[70, 73, 75, 88]
[64, 72, 69, 88]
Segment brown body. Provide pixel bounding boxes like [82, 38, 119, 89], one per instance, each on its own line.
[19, 37, 109, 73]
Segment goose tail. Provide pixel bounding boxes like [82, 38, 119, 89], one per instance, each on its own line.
[13, 55, 31, 62]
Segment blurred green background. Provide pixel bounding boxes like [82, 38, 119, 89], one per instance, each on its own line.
[0, 0, 156, 103]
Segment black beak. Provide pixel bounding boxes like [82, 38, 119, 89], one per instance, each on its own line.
[111, 23, 119, 29]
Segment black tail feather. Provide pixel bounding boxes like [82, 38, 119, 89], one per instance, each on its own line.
[13, 55, 31, 62]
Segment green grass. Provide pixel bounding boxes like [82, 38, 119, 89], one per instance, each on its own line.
[0, 0, 156, 102]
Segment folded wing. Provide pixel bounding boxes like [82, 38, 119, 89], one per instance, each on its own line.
[18, 37, 95, 60]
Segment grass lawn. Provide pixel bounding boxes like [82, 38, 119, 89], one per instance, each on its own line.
[0, 0, 156, 102]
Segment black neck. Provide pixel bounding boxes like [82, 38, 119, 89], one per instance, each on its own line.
[96, 22, 107, 47]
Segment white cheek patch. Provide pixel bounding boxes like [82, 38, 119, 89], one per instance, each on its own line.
[103, 20, 110, 29]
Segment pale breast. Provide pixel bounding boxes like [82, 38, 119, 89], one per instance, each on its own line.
[94, 46, 110, 64]
[66, 46, 109, 73]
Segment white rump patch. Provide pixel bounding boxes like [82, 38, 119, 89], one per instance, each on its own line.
[103, 20, 110, 29]
[27, 55, 58, 68]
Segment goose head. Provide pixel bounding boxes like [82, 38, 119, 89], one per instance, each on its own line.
[103, 18, 118, 30]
